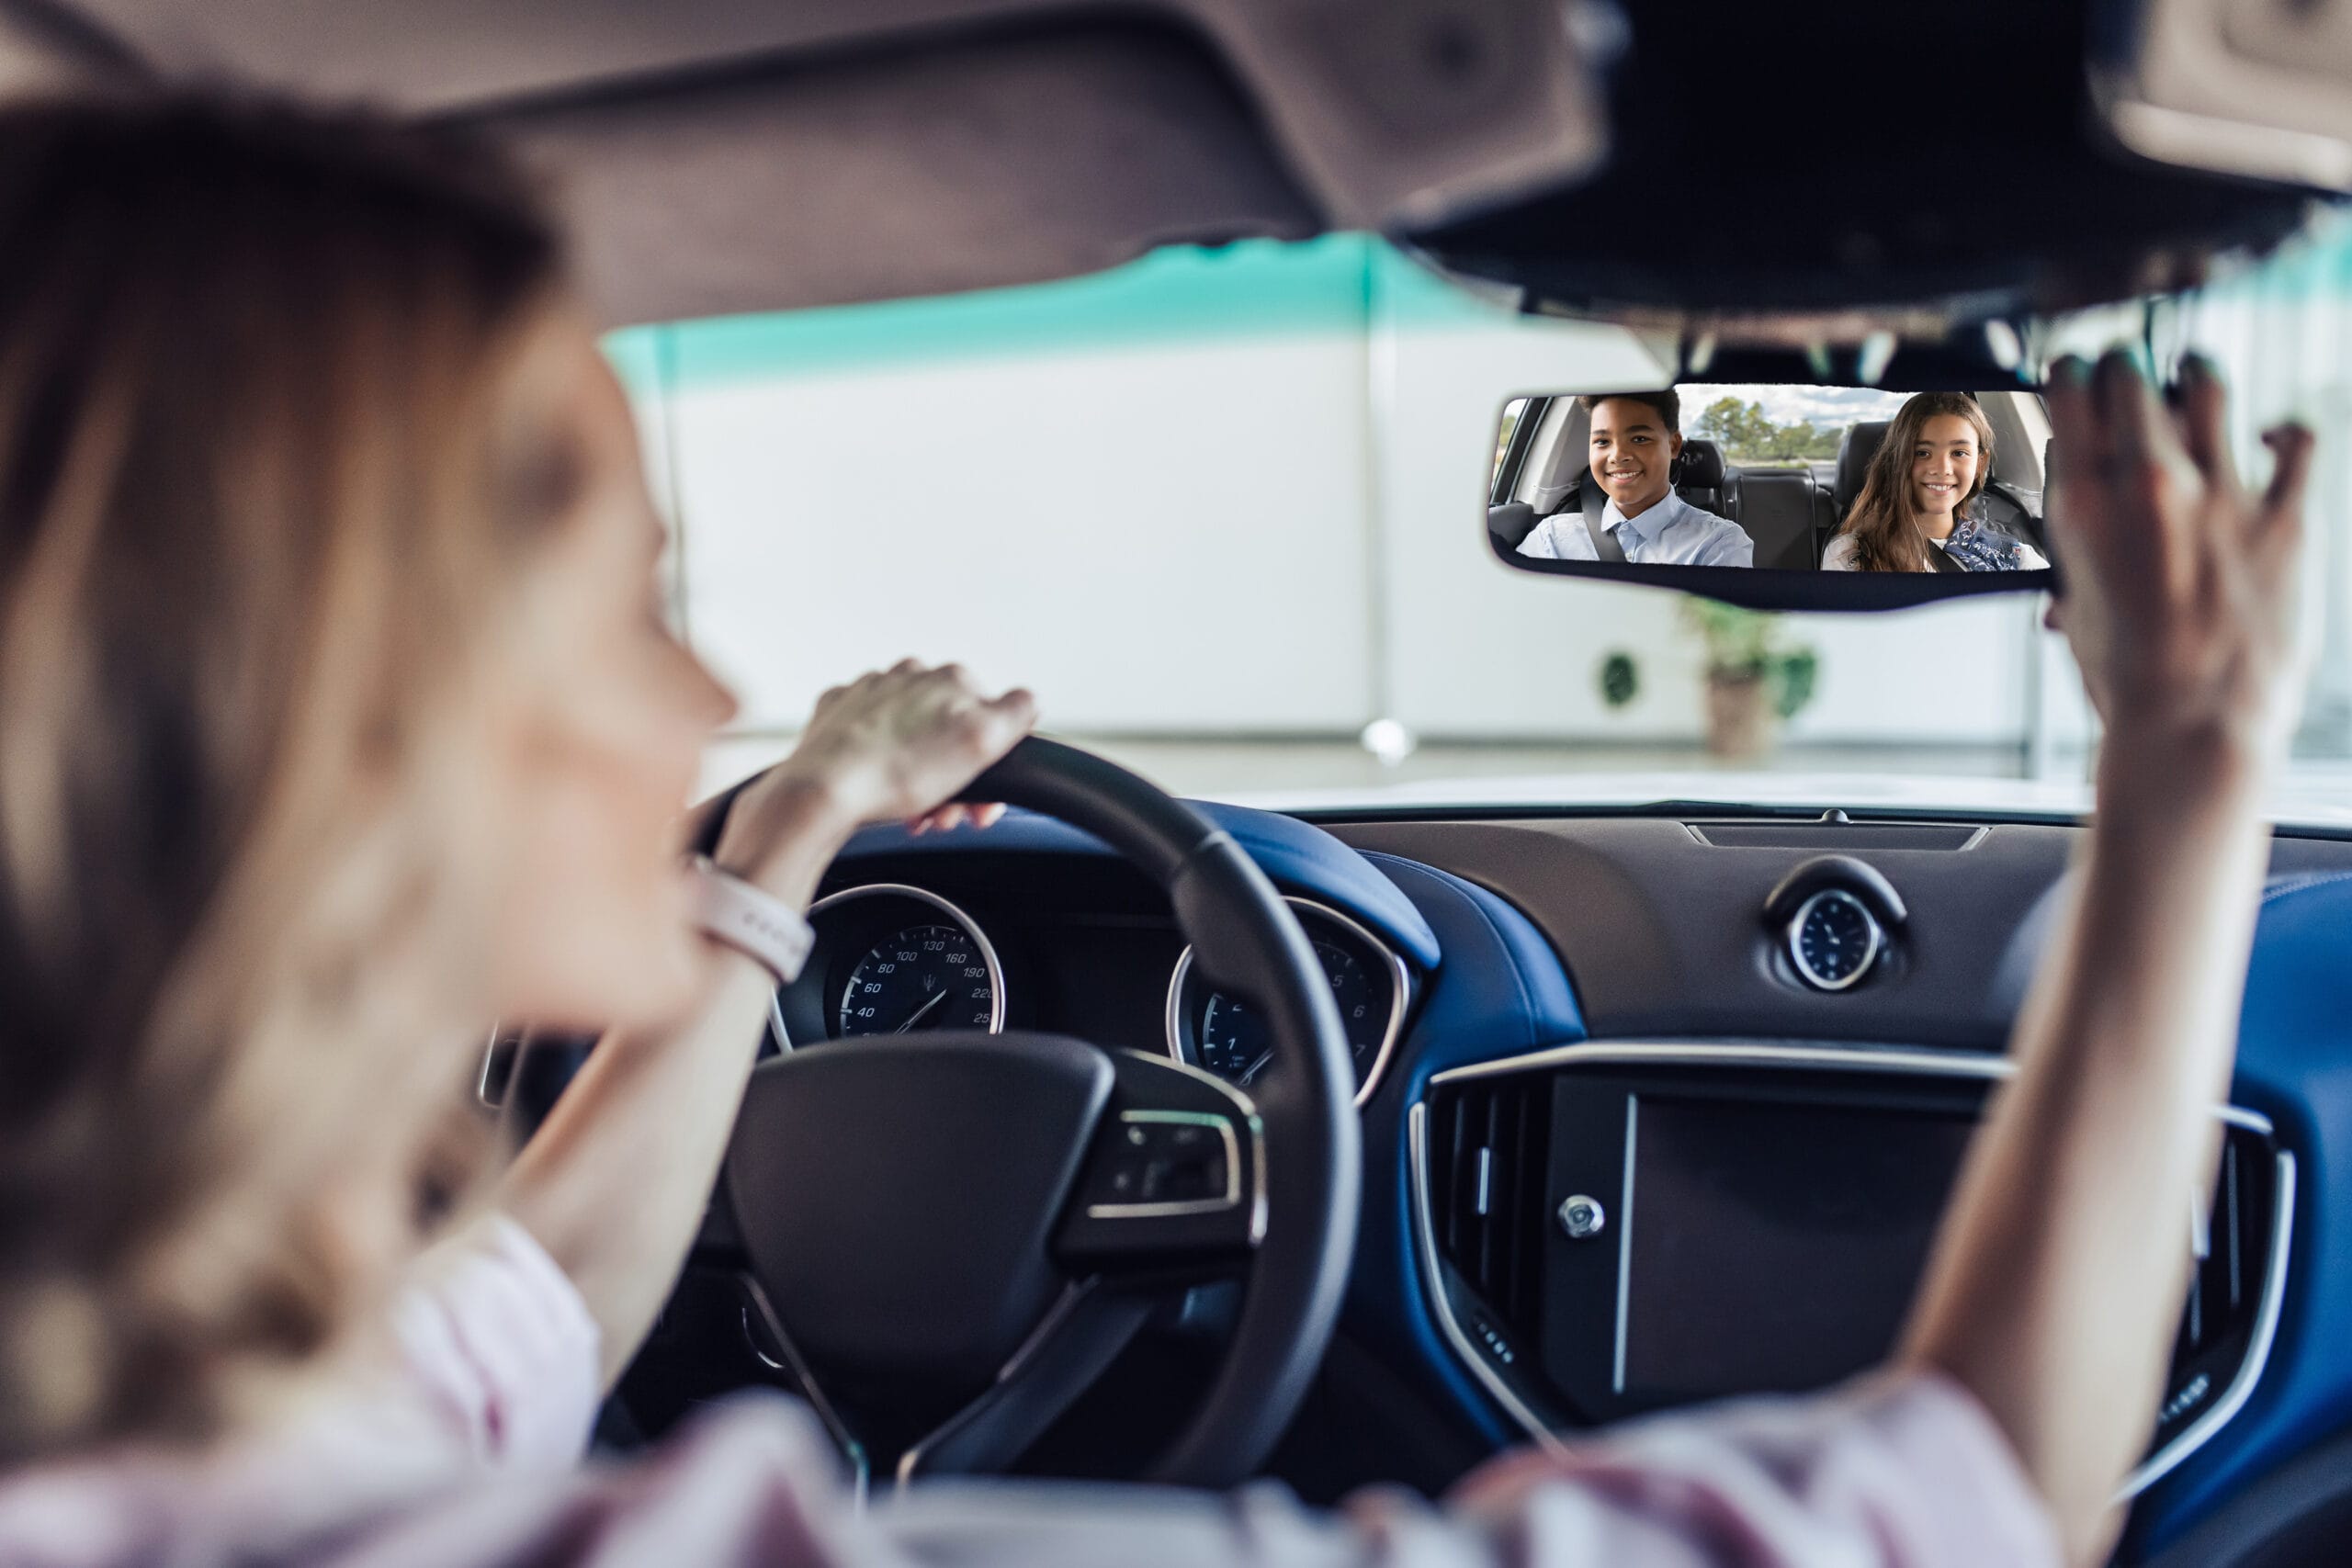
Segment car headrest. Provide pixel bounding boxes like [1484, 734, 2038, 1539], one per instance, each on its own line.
[1835, 420, 1890, 511]
[1678, 437, 1725, 489]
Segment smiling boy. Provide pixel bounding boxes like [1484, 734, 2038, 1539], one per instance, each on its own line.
[1518, 390, 1755, 567]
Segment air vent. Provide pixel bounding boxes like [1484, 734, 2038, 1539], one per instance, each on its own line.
[1428, 1076, 1551, 1339]
[2154, 1122, 2282, 1450]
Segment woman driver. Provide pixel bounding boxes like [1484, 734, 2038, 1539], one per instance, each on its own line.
[1825, 391, 2051, 571]
[0, 96, 2315, 1568]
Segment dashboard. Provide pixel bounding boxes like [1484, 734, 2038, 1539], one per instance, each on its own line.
[612, 797, 2352, 1561]
[772, 877, 1415, 1104]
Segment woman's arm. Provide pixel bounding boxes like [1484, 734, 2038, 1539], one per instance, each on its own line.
[493, 661, 1035, 1386]
[1898, 353, 2314, 1564]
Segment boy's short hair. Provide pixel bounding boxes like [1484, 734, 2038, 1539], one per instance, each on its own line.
[1577, 389, 1680, 431]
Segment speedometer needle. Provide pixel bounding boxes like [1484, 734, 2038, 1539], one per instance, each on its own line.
[893, 987, 949, 1034]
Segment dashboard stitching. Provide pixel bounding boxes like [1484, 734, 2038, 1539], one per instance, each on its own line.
[2260, 870, 2352, 906]
[1359, 851, 1538, 1050]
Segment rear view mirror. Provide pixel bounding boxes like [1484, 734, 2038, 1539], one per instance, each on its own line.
[1488, 383, 2055, 611]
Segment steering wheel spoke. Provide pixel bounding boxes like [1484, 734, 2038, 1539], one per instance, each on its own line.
[893, 1281, 1154, 1483]
[1055, 1051, 1266, 1275]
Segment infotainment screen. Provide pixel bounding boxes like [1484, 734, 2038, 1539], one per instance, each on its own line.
[1617, 1096, 1977, 1399]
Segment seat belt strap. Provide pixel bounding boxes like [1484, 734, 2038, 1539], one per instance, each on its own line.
[1581, 480, 1628, 564]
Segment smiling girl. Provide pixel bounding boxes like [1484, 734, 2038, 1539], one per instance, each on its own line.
[1825, 391, 2049, 571]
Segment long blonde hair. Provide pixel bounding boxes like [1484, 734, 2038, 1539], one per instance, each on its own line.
[0, 96, 576, 1462]
[1834, 392, 1996, 573]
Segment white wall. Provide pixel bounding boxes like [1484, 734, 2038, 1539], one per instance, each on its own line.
[669, 335, 1380, 734]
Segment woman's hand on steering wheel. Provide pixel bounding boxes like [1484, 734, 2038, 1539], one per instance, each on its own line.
[715, 660, 1036, 889]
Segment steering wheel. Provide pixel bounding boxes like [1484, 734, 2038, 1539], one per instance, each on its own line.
[714, 737, 1361, 1489]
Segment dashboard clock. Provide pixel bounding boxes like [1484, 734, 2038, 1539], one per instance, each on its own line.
[1787, 886, 1883, 991]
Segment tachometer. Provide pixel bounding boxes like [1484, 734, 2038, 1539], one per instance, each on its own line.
[839, 922, 997, 1036]
[1167, 898, 1410, 1106]
[1196, 937, 1380, 1086]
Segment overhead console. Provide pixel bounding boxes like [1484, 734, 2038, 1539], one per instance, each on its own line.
[1411, 1043, 2290, 1497]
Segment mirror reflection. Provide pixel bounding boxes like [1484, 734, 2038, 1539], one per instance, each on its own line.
[1489, 385, 2052, 575]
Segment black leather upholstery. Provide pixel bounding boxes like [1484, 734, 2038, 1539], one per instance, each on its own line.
[1674, 437, 1729, 519]
[1835, 420, 1889, 516]
[1975, 488, 2039, 547]
[1487, 501, 1539, 552]
[1677, 437, 1726, 488]
[1734, 471, 1819, 570]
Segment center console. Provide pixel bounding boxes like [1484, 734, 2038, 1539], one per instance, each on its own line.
[1412, 1042, 2290, 1496]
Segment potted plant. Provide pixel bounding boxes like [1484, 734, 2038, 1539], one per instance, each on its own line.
[1597, 604, 1818, 761]
[1682, 601, 1818, 758]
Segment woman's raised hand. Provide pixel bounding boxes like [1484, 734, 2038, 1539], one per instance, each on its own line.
[714, 660, 1036, 887]
[2044, 350, 2314, 758]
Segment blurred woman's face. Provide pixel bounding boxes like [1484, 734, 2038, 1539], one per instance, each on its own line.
[478, 315, 736, 1032]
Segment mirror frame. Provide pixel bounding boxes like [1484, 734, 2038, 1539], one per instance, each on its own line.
[1486, 378, 2059, 614]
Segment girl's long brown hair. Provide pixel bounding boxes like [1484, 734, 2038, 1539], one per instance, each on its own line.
[1833, 391, 1996, 573]
[0, 96, 575, 1463]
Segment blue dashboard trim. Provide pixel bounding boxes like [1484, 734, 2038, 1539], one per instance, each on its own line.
[1342, 852, 1585, 1448]
[832, 803, 1442, 969]
[2127, 873, 2352, 1553]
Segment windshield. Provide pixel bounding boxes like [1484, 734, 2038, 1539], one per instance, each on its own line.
[609, 217, 2352, 823]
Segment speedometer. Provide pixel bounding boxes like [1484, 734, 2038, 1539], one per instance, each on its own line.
[839, 923, 997, 1036]
[768, 884, 1008, 1052]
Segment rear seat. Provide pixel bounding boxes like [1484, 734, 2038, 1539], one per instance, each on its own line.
[1730, 471, 1820, 569]
[1676, 437, 1821, 570]
[1835, 420, 1890, 520]
[1675, 438, 1731, 518]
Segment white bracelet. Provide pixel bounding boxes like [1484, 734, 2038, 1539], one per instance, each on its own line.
[688, 855, 815, 986]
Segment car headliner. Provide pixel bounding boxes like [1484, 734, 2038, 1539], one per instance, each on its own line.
[0, 1, 2327, 338]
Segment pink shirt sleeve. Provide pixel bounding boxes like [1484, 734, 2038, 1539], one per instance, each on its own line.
[0, 1218, 2062, 1568]
[1448, 1371, 2062, 1568]
[0, 1213, 605, 1567]
[313, 1371, 2058, 1568]
[382, 1212, 603, 1472]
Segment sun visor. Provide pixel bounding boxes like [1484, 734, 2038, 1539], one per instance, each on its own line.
[2095, 0, 2352, 191]
[475, 5, 1604, 323]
